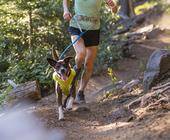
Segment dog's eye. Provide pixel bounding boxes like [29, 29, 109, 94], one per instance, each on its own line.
[55, 65, 60, 69]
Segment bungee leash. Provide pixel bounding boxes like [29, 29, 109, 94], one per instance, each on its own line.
[59, 16, 88, 59]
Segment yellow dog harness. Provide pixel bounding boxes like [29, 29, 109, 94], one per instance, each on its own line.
[53, 69, 76, 96]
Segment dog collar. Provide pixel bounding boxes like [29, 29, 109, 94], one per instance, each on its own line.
[53, 69, 76, 96]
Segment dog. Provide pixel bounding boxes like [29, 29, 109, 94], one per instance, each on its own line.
[47, 47, 77, 120]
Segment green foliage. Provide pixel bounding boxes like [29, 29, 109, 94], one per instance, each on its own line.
[0, 86, 12, 106]
[161, 0, 170, 13]
[6, 46, 53, 85]
[0, 0, 68, 94]
[0, 0, 122, 97]
[94, 5, 123, 73]
[107, 67, 118, 84]
[135, 1, 158, 15]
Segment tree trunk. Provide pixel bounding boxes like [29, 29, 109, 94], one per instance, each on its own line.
[128, 0, 136, 17]
[28, 9, 33, 50]
[9, 81, 41, 100]
[118, 0, 136, 19]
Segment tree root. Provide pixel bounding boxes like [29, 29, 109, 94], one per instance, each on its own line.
[128, 83, 170, 110]
[152, 82, 170, 91]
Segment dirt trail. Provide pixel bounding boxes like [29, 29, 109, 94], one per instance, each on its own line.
[31, 9, 170, 140]
[34, 78, 170, 140]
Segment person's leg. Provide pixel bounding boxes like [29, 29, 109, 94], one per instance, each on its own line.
[71, 35, 86, 69]
[78, 46, 98, 94]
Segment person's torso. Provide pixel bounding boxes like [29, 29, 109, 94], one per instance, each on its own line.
[70, 0, 102, 30]
[75, 0, 102, 17]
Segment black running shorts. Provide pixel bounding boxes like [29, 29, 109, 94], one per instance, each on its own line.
[68, 26, 100, 47]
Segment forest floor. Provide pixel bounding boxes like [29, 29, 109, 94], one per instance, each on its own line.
[29, 8, 170, 140]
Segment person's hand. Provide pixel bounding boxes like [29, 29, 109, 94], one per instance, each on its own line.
[63, 11, 72, 21]
[106, 0, 118, 13]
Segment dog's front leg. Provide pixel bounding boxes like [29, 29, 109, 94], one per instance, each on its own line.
[66, 84, 76, 110]
[66, 74, 77, 110]
[57, 85, 64, 120]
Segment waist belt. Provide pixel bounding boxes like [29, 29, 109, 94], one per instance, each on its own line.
[75, 15, 100, 24]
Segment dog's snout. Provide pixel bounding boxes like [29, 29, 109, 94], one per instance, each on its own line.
[61, 68, 66, 74]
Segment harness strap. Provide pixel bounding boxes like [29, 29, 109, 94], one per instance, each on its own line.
[53, 69, 76, 96]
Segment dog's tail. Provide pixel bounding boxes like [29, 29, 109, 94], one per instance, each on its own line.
[52, 46, 59, 60]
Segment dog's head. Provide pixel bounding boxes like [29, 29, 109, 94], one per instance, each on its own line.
[47, 47, 73, 80]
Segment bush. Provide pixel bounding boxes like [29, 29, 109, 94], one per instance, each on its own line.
[0, 1, 123, 96]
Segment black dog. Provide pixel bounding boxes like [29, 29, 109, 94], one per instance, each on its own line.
[47, 48, 77, 120]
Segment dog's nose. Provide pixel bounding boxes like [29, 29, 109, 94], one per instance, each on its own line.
[61, 69, 66, 74]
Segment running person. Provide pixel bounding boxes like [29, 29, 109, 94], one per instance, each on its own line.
[63, 0, 118, 104]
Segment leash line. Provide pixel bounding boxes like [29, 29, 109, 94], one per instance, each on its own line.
[59, 16, 89, 59]
[59, 31, 87, 59]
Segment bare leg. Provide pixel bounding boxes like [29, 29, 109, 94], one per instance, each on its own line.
[71, 35, 97, 102]
[79, 46, 98, 91]
[71, 35, 86, 69]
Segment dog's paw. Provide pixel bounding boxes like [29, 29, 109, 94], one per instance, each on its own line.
[66, 106, 73, 111]
[58, 113, 64, 121]
[66, 108, 72, 111]
[58, 106, 64, 121]
[66, 97, 74, 110]
[58, 117, 65, 121]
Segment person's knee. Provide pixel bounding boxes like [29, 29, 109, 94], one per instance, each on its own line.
[72, 37, 86, 66]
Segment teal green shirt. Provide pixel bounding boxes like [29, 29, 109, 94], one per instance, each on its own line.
[70, 0, 102, 30]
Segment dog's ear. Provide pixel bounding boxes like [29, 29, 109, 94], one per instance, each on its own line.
[64, 56, 73, 64]
[52, 46, 59, 61]
[47, 58, 57, 67]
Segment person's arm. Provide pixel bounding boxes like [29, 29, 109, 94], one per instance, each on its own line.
[63, 0, 72, 21]
[105, 0, 118, 13]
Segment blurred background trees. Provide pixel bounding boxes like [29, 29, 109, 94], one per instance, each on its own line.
[0, 0, 167, 98]
[0, 0, 70, 91]
[0, 0, 119, 93]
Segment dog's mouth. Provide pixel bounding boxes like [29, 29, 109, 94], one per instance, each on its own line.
[61, 74, 68, 81]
